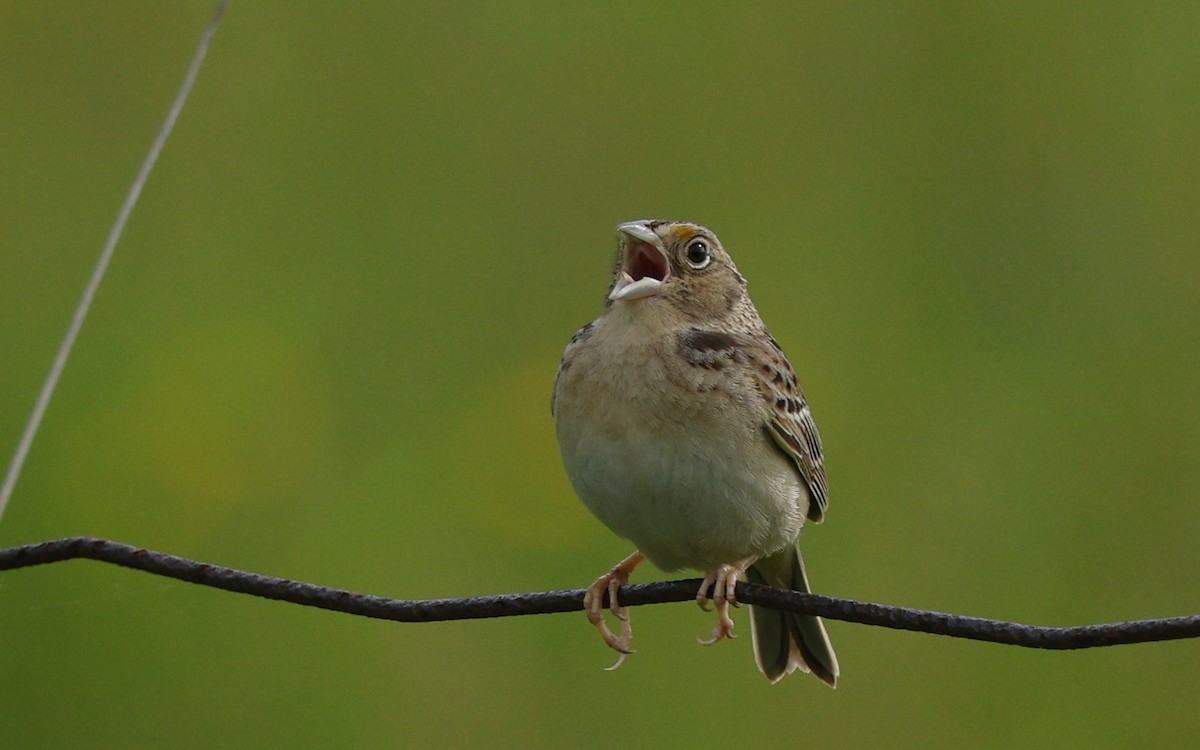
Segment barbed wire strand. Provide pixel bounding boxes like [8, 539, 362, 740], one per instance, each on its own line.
[0, 0, 228, 524]
[2, 536, 1197, 649]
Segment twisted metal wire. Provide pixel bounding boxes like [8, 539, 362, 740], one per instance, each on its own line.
[2, 536, 1197, 649]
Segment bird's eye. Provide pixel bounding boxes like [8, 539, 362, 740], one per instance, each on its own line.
[684, 239, 711, 269]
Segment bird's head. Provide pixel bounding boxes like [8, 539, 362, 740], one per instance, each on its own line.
[607, 220, 747, 322]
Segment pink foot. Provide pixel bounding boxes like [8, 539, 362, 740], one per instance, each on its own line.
[583, 552, 645, 669]
[695, 558, 755, 646]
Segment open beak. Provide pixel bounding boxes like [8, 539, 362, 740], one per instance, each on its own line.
[609, 221, 670, 301]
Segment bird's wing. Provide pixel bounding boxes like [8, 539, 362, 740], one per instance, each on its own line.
[751, 335, 829, 522]
[551, 321, 595, 417]
[678, 328, 829, 522]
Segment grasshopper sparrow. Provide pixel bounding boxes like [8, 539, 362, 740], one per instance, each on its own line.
[552, 220, 839, 686]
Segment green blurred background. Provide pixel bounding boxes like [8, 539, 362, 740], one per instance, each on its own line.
[2, 2, 1198, 747]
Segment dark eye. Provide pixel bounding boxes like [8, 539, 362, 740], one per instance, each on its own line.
[685, 239, 711, 269]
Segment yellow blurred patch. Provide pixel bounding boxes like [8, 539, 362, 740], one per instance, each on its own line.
[60, 318, 329, 543]
[664, 224, 694, 241]
[450, 355, 595, 551]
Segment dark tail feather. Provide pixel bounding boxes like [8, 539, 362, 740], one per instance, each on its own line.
[747, 546, 839, 687]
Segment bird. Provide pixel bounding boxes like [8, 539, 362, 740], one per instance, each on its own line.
[551, 219, 839, 686]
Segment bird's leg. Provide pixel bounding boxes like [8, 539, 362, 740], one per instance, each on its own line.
[696, 557, 757, 646]
[583, 551, 646, 670]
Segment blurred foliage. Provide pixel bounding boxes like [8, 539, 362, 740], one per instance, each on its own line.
[2, 2, 1199, 748]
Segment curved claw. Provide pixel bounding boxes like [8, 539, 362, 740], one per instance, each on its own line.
[604, 652, 629, 672]
[698, 608, 737, 646]
[584, 584, 634, 653]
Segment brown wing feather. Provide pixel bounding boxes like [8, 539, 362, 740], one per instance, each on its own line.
[678, 328, 829, 522]
[748, 336, 829, 523]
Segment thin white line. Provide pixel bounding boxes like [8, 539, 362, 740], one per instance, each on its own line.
[0, 1, 229, 523]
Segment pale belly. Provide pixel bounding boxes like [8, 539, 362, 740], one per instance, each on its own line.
[557, 417, 808, 572]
